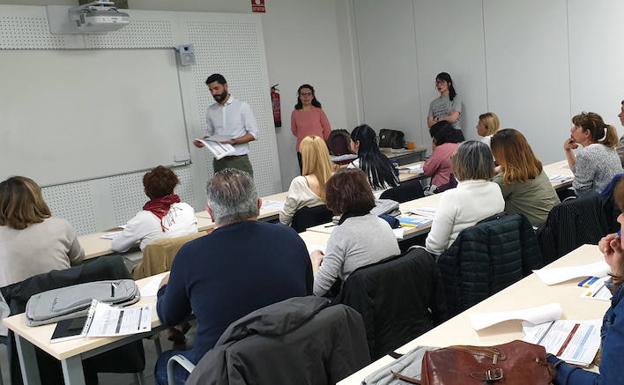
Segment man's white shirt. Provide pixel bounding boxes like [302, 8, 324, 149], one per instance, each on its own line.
[204, 96, 259, 156]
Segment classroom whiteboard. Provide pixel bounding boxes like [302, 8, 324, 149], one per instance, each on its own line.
[0, 48, 190, 186]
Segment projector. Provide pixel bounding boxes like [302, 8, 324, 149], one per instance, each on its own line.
[69, 0, 129, 33]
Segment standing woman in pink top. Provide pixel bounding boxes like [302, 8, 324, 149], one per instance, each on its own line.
[291, 84, 332, 173]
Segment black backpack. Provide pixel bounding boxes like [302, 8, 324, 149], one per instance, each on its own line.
[378, 129, 405, 149]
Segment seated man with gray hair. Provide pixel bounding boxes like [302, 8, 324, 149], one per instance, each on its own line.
[154, 169, 313, 385]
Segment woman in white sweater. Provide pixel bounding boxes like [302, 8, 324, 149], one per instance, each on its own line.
[425, 141, 505, 255]
[0, 176, 84, 287]
[112, 166, 197, 252]
[311, 168, 400, 296]
[279, 136, 334, 226]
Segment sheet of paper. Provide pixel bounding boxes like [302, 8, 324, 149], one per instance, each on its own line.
[197, 139, 236, 160]
[100, 231, 122, 240]
[261, 200, 285, 212]
[469, 303, 562, 331]
[534, 261, 610, 285]
[579, 276, 612, 301]
[548, 174, 573, 183]
[139, 276, 164, 297]
[406, 207, 436, 219]
[523, 319, 601, 366]
[86, 301, 152, 337]
[201, 135, 233, 142]
[393, 227, 405, 240]
[306, 244, 326, 255]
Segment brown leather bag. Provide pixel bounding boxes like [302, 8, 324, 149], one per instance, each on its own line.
[415, 340, 554, 385]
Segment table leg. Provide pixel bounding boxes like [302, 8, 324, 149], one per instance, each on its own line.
[61, 356, 86, 385]
[14, 335, 42, 385]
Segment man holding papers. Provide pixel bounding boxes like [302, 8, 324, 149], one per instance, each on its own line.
[546, 178, 624, 384]
[193, 73, 258, 176]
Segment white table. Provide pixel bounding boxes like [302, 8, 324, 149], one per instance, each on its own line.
[337, 244, 608, 384]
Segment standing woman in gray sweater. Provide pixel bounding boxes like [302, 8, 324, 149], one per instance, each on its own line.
[311, 168, 400, 296]
[563, 112, 623, 196]
[0, 176, 84, 287]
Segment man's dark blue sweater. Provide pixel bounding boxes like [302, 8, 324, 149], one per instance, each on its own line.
[156, 220, 313, 363]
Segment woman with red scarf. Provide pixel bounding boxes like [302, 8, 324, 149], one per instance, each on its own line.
[112, 166, 197, 253]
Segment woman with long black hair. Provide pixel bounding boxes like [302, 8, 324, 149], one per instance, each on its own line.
[427, 72, 463, 134]
[349, 124, 399, 192]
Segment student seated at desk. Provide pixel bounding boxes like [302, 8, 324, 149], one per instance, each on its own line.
[423, 121, 462, 189]
[491, 129, 559, 227]
[155, 169, 312, 385]
[563, 112, 622, 196]
[0, 176, 84, 287]
[476, 112, 500, 147]
[279, 135, 333, 226]
[112, 165, 197, 253]
[547, 177, 624, 384]
[425, 141, 505, 255]
[311, 168, 400, 297]
[349, 124, 399, 194]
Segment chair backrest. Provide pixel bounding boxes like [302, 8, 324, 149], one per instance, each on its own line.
[536, 192, 618, 265]
[186, 296, 370, 385]
[291, 205, 334, 233]
[379, 179, 425, 203]
[334, 248, 447, 359]
[438, 213, 543, 317]
[133, 231, 209, 279]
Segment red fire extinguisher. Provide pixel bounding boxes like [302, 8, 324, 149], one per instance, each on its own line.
[271, 84, 281, 128]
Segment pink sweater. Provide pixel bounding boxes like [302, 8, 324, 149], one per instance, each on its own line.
[423, 142, 459, 187]
[291, 107, 331, 150]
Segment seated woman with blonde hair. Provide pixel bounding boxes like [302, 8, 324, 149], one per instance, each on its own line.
[112, 165, 197, 253]
[0, 176, 84, 287]
[279, 136, 334, 226]
[491, 128, 559, 227]
[476, 112, 500, 147]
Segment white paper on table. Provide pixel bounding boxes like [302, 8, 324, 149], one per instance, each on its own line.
[406, 207, 436, 219]
[533, 261, 610, 285]
[469, 303, 562, 331]
[100, 231, 122, 240]
[86, 301, 152, 337]
[400, 164, 423, 174]
[523, 319, 601, 366]
[197, 139, 236, 160]
[393, 228, 405, 240]
[548, 174, 573, 183]
[580, 276, 612, 301]
[261, 200, 285, 211]
[306, 244, 326, 255]
[139, 276, 164, 297]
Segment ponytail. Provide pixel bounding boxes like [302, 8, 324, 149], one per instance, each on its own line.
[600, 124, 619, 147]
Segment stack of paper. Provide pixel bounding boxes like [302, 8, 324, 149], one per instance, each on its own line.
[261, 200, 285, 211]
[469, 303, 562, 331]
[579, 276, 612, 301]
[549, 174, 573, 183]
[197, 137, 236, 160]
[400, 164, 424, 174]
[533, 261, 610, 285]
[523, 319, 602, 366]
[405, 207, 436, 219]
[86, 300, 152, 337]
[397, 215, 432, 228]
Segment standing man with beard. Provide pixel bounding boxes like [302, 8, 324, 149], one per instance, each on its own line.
[193, 73, 258, 176]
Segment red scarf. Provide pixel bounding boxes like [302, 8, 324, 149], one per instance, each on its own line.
[143, 194, 181, 231]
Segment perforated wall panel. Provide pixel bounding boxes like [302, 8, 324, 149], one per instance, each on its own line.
[187, 20, 282, 195]
[0, 16, 67, 49]
[85, 19, 174, 48]
[42, 182, 97, 235]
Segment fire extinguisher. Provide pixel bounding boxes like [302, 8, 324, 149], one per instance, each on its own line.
[271, 84, 281, 128]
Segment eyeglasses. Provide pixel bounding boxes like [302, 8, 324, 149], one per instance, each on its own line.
[300, 92, 313, 96]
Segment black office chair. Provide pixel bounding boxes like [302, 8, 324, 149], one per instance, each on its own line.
[291, 205, 334, 233]
[379, 179, 424, 203]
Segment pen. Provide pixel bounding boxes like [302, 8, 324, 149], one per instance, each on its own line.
[324, 224, 336, 228]
[111, 282, 117, 297]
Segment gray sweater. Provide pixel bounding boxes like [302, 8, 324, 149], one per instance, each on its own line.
[572, 144, 623, 195]
[0, 217, 84, 287]
[313, 214, 400, 296]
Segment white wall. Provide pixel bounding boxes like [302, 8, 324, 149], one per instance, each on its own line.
[349, 0, 624, 164]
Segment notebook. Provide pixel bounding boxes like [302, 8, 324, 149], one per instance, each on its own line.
[50, 316, 88, 344]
